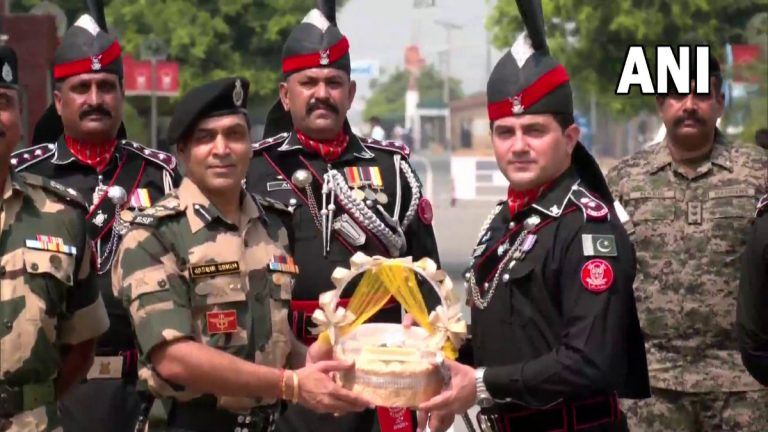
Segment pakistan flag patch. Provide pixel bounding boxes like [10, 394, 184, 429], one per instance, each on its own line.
[581, 234, 617, 257]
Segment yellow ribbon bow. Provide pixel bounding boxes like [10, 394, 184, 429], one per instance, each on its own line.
[428, 304, 468, 349]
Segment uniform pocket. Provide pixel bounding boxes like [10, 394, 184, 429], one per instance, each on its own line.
[192, 274, 251, 349]
[705, 196, 755, 255]
[23, 248, 76, 324]
[256, 272, 294, 367]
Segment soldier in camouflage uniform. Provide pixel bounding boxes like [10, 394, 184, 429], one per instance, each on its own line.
[0, 45, 109, 431]
[737, 195, 768, 385]
[606, 52, 768, 431]
[113, 78, 371, 432]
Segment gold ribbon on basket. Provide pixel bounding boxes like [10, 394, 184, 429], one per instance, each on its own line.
[311, 252, 466, 359]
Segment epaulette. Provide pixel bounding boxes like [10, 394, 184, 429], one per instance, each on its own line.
[124, 195, 184, 227]
[252, 132, 290, 153]
[757, 194, 768, 217]
[10, 143, 56, 171]
[569, 185, 610, 222]
[123, 141, 177, 172]
[18, 172, 88, 210]
[255, 194, 292, 213]
[359, 136, 411, 158]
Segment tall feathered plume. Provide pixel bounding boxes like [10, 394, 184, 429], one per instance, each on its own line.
[85, 0, 108, 32]
[515, 0, 547, 53]
[316, 0, 337, 26]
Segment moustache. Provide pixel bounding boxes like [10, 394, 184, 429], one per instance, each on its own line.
[673, 114, 704, 128]
[79, 106, 112, 120]
[306, 100, 339, 116]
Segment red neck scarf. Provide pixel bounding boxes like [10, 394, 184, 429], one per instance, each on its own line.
[65, 135, 118, 172]
[507, 183, 551, 218]
[295, 129, 349, 162]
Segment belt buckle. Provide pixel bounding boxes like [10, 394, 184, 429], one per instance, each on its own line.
[87, 356, 124, 380]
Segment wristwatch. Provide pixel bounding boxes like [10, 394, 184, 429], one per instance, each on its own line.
[475, 367, 493, 408]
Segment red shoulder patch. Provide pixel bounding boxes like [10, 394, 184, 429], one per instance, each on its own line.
[580, 259, 614, 293]
[418, 197, 433, 225]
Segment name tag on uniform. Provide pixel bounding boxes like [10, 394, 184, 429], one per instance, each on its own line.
[87, 356, 123, 380]
[708, 187, 755, 199]
[206, 310, 238, 334]
[190, 261, 241, 278]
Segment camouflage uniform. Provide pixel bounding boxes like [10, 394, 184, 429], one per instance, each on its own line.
[606, 132, 768, 431]
[0, 173, 109, 431]
[112, 178, 295, 431]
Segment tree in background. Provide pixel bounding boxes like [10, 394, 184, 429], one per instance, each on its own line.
[487, 0, 767, 122]
[364, 65, 463, 125]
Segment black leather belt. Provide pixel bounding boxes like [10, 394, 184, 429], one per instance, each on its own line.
[168, 402, 279, 432]
[477, 394, 621, 432]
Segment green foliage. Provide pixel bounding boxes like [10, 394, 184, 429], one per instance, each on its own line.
[487, 0, 768, 118]
[15, 0, 348, 130]
[363, 65, 463, 121]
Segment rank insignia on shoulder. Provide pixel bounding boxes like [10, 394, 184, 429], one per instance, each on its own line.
[206, 310, 238, 334]
[570, 186, 610, 221]
[580, 259, 614, 293]
[268, 255, 299, 274]
[190, 261, 241, 279]
[252, 132, 290, 153]
[581, 234, 617, 257]
[25, 235, 77, 255]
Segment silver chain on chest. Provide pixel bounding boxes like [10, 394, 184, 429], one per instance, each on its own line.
[469, 227, 529, 309]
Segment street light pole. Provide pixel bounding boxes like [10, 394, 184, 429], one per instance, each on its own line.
[141, 37, 167, 149]
[150, 58, 157, 149]
[435, 19, 462, 153]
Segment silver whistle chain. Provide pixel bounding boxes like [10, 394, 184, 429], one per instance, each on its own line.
[469, 228, 529, 309]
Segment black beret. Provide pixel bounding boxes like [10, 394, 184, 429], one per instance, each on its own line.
[167, 77, 250, 146]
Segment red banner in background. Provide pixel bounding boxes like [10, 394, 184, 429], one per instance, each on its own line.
[731, 44, 762, 84]
[123, 54, 180, 96]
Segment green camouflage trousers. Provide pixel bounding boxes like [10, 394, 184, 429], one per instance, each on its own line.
[623, 388, 768, 431]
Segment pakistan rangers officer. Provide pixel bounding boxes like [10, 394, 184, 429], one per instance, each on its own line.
[606, 46, 768, 430]
[248, 1, 440, 430]
[418, 1, 650, 431]
[0, 44, 109, 431]
[114, 77, 372, 432]
[11, 6, 180, 431]
[737, 195, 768, 385]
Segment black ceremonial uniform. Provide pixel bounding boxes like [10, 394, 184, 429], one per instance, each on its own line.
[738, 195, 768, 385]
[11, 7, 181, 431]
[466, 1, 649, 431]
[467, 167, 649, 431]
[249, 131, 439, 309]
[248, 2, 439, 431]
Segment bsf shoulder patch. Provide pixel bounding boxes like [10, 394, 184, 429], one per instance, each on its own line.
[581, 234, 617, 256]
[580, 259, 614, 293]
